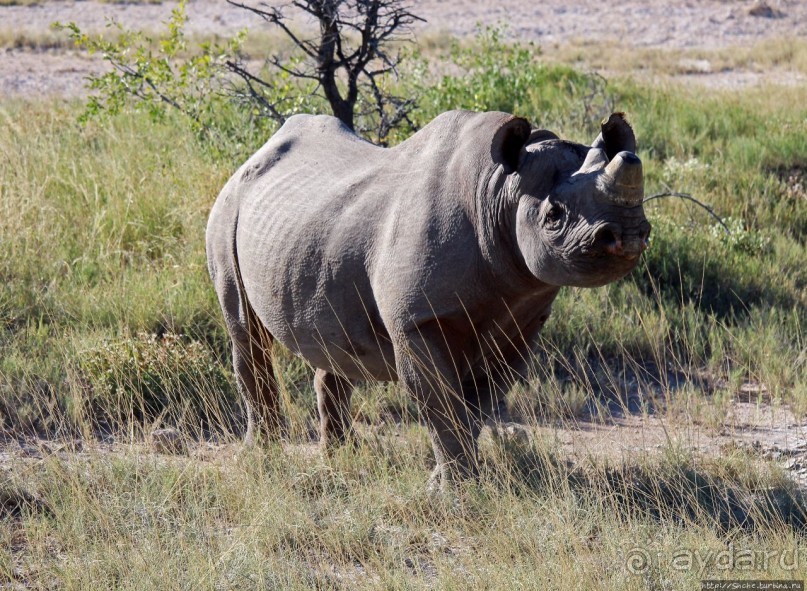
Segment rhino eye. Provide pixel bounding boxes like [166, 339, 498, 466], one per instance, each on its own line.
[545, 204, 565, 227]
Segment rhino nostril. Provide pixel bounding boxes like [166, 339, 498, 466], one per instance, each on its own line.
[594, 224, 622, 255]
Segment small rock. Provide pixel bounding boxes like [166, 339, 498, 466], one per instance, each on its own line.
[678, 58, 712, 74]
[41, 439, 84, 454]
[17, 443, 42, 459]
[748, 1, 784, 18]
[492, 423, 530, 446]
[403, 556, 438, 578]
[429, 532, 449, 553]
[150, 428, 187, 455]
[784, 459, 803, 471]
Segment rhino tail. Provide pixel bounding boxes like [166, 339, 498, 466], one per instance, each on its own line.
[207, 190, 282, 442]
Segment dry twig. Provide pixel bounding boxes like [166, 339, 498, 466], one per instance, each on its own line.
[643, 191, 729, 234]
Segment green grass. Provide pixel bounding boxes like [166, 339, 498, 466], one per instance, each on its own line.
[1, 31, 806, 587]
[0, 103, 234, 435]
[2, 88, 802, 434]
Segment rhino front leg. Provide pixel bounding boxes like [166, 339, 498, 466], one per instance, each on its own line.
[396, 324, 480, 493]
[315, 369, 355, 450]
[423, 400, 480, 492]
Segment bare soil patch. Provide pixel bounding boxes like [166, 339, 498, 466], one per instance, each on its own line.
[3, 393, 806, 488]
[1, 0, 806, 97]
[535, 402, 807, 484]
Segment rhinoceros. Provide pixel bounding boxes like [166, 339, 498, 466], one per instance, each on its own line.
[206, 110, 651, 489]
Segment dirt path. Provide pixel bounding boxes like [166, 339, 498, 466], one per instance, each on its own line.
[544, 402, 807, 486]
[1, 0, 806, 97]
[4, 399, 807, 487]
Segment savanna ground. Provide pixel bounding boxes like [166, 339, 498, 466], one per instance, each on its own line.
[1, 0, 806, 588]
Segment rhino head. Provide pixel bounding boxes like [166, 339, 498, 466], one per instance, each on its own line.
[504, 112, 651, 288]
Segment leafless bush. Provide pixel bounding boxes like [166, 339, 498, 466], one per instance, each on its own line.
[226, 0, 423, 143]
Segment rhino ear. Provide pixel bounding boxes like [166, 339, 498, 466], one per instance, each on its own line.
[591, 112, 637, 160]
[491, 117, 531, 174]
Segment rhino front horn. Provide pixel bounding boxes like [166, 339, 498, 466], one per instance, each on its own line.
[597, 151, 644, 207]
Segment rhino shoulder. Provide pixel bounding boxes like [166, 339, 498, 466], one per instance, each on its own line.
[241, 114, 380, 185]
[279, 113, 349, 135]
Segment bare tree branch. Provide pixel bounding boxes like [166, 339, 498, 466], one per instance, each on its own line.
[224, 0, 423, 142]
[224, 59, 288, 123]
[643, 191, 730, 234]
[264, 56, 321, 82]
[226, 0, 320, 60]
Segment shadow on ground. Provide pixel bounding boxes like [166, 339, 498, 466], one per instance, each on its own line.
[485, 434, 807, 534]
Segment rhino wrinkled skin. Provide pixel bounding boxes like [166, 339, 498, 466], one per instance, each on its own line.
[206, 110, 651, 489]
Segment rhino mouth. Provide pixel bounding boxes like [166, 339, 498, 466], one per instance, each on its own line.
[568, 255, 642, 287]
[569, 222, 650, 286]
[580, 219, 651, 260]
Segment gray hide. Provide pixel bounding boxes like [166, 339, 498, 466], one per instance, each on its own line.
[206, 110, 651, 490]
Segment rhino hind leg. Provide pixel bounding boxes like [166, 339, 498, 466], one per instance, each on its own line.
[314, 368, 355, 450]
[231, 320, 283, 445]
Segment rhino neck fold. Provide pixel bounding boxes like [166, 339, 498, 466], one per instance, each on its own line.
[473, 166, 545, 295]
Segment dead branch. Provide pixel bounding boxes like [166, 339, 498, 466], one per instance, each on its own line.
[643, 191, 730, 234]
[224, 0, 424, 143]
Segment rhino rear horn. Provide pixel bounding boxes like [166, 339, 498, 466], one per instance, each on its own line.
[592, 112, 637, 161]
[491, 117, 531, 174]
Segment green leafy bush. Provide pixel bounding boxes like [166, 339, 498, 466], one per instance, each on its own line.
[709, 216, 773, 255]
[57, 0, 415, 153]
[415, 27, 612, 135]
[57, 1, 282, 158]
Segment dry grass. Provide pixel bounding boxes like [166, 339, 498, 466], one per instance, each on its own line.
[542, 36, 807, 80]
[1, 424, 805, 589]
[0, 29, 75, 50]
